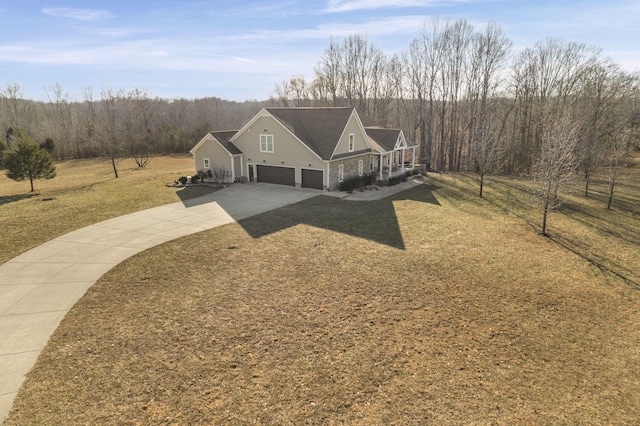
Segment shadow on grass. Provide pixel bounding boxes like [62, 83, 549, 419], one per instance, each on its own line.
[0, 193, 38, 206]
[238, 184, 441, 250]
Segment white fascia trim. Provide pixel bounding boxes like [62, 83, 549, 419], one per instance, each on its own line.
[263, 111, 324, 162]
[329, 108, 373, 160]
[228, 109, 270, 143]
[394, 131, 407, 149]
[189, 133, 213, 154]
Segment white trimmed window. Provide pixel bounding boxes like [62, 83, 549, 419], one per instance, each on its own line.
[348, 134, 355, 152]
[338, 164, 344, 182]
[203, 158, 210, 169]
[358, 159, 364, 176]
[260, 134, 274, 153]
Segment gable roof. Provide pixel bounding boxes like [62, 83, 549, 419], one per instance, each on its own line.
[189, 130, 241, 155]
[210, 130, 241, 155]
[365, 127, 402, 152]
[266, 107, 356, 161]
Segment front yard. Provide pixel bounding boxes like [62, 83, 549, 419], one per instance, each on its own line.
[5, 166, 640, 424]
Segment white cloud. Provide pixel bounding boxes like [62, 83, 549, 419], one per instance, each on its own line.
[326, 0, 453, 12]
[42, 8, 113, 21]
[221, 15, 427, 42]
[0, 39, 255, 72]
[98, 28, 154, 37]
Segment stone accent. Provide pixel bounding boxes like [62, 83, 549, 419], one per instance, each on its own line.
[328, 153, 377, 191]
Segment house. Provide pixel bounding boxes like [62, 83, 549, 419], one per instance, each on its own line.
[189, 107, 418, 190]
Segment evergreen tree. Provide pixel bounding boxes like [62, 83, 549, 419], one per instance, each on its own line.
[4, 131, 56, 192]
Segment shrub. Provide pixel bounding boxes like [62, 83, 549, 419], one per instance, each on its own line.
[178, 176, 188, 185]
[388, 174, 407, 186]
[339, 172, 377, 192]
[197, 169, 209, 181]
[191, 174, 200, 183]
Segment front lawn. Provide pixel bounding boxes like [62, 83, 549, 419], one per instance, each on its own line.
[6, 166, 640, 424]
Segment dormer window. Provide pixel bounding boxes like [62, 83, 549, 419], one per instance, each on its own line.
[260, 134, 274, 153]
[348, 134, 355, 152]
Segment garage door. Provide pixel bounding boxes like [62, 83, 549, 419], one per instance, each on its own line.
[301, 169, 323, 190]
[257, 165, 295, 187]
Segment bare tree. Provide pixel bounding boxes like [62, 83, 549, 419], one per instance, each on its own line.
[534, 112, 580, 236]
[511, 38, 600, 172]
[41, 83, 74, 159]
[314, 37, 343, 106]
[576, 60, 629, 197]
[95, 87, 125, 178]
[122, 88, 158, 168]
[271, 75, 311, 107]
[473, 100, 513, 197]
[604, 130, 633, 209]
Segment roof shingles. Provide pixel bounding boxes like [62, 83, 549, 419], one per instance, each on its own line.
[211, 130, 241, 155]
[266, 107, 354, 160]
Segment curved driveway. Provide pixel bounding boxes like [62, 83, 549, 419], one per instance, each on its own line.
[0, 183, 320, 422]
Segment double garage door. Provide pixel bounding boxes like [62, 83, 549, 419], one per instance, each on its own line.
[256, 165, 295, 187]
[256, 165, 323, 190]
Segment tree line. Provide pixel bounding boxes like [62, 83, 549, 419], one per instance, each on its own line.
[0, 84, 267, 166]
[2, 18, 639, 221]
[272, 19, 639, 176]
[271, 19, 639, 233]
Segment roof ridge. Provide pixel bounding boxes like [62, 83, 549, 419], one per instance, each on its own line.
[266, 106, 353, 110]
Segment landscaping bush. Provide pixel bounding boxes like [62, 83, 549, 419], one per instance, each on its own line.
[191, 174, 200, 183]
[339, 172, 377, 192]
[388, 174, 408, 186]
[178, 176, 188, 185]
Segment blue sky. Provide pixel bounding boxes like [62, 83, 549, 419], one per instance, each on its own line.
[1, 0, 638, 102]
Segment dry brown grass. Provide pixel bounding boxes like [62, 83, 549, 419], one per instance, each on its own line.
[5, 157, 640, 425]
[0, 155, 218, 264]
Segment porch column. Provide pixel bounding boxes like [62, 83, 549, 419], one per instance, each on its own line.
[327, 162, 330, 189]
[230, 155, 235, 182]
[401, 148, 406, 173]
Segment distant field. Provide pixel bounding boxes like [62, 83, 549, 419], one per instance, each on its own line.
[0, 155, 218, 264]
[5, 155, 639, 425]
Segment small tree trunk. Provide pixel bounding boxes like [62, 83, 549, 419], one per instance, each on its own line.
[584, 178, 589, 197]
[111, 155, 119, 178]
[584, 168, 590, 197]
[607, 175, 615, 210]
[479, 172, 484, 198]
[29, 175, 34, 192]
[542, 178, 552, 236]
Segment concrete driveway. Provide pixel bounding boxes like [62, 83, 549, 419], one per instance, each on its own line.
[0, 183, 319, 422]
